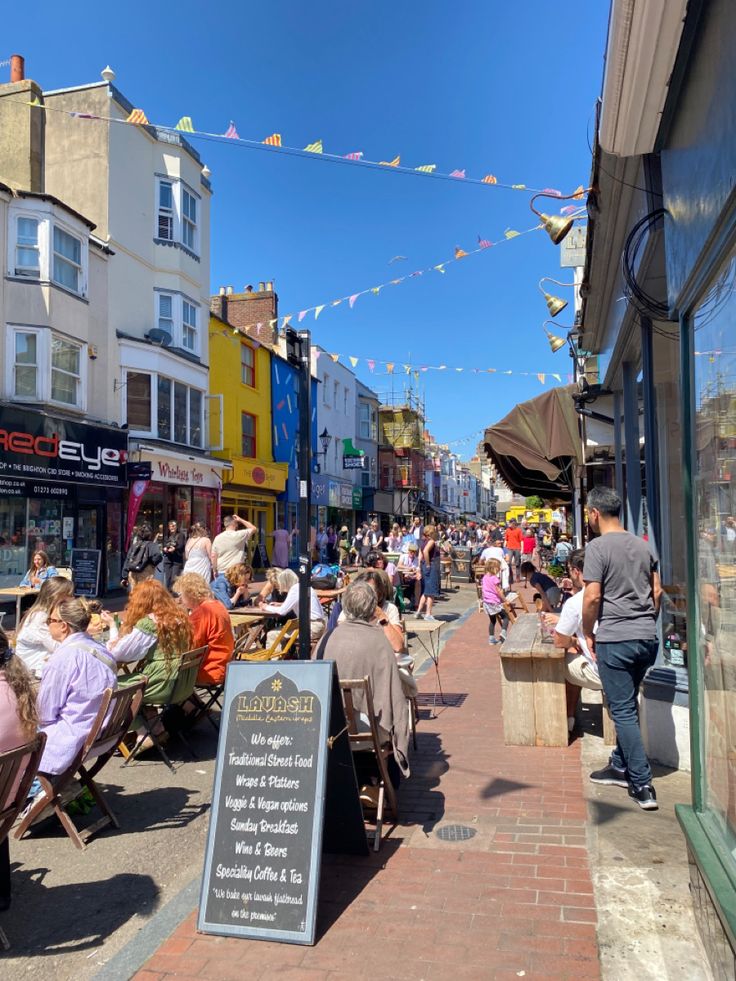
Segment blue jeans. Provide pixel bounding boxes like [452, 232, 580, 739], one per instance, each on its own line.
[596, 639, 658, 788]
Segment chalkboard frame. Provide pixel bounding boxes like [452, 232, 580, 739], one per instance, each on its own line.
[197, 660, 335, 945]
[70, 547, 102, 597]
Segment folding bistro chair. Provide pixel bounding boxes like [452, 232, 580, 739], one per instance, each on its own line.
[123, 647, 207, 771]
[239, 621, 299, 661]
[339, 677, 399, 852]
[0, 733, 46, 949]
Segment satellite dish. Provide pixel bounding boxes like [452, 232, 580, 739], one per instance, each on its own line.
[146, 328, 172, 346]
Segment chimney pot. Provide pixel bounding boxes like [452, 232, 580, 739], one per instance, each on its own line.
[10, 54, 25, 83]
[219, 286, 226, 296]
[265, 280, 274, 291]
[258, 281, 266, 292]
[226, 286, 233, 295]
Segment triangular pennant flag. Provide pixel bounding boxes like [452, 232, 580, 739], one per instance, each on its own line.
[572, 185, 586, 200]
[298, 310, 308, 322]
[454, 246, 468, 259]
[349, 356, 359, 368]
[503, 370, 513, 375]
[304, 139, 323, 153]
[504, 228, 520, 239]
[282, 314, 292, 329]
[439, 365, 447, 370]
[449, 169, 466, 178]
[263, 133, 282, 146]
[314, 305, 325, 320]
[434, 264, 446, 274]
[420, 366, 428, 372]
[487, 368, 496, 373]
[175, 116, 194, 132]
[410, 270, 423, 277]
[223, 121, 240, 139]
[390, 278, 405, 285]
[330, 353, 340, 363]
[404, 364, 411, 374]
[255, 323, 263, 336]
[331, 299, 342, 307]
[415, 164, 436, 173]
[537, 373, 546, 384]
[344, 151, 364, 160]
[481, 174, 497, 184]
[511, 184, 526, 190]
[379, 155, 400, 167]
[126, 108, 149, 125]
[413, 371, 420, 381]
[29, 96, 42, 107]
[542, 188, 562, 197]
[367, 359, 376, 372]
[455, 367, 464, 372]
[314, 350, 322, 360]
[386, 362, 394, 374]
[371, 286, 382, 295]
[552, 373, 562, 382]
[348, 294, 359, 309]
[560, 204, 578, 215]
[268, 319, 277, 328]
[478, 235, 492, 248]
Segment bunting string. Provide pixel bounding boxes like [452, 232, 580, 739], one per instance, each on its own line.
[17, 97, 585, 196]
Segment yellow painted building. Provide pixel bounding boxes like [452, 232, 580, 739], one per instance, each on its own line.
[208, 313, 287, 560]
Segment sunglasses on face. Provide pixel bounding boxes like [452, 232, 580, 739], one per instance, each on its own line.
[48, 617, 65, 625]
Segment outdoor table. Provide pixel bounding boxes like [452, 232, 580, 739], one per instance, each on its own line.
[0, 586, 37, 625]
[498, 612, 567, 747]
[406, 618, 444, 717]
[315, 586, 345, 615]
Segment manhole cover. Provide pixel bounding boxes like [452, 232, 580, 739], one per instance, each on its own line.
[435, 823, 477, 842]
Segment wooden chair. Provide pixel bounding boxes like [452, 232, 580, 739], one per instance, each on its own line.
[123, 647, 207, 771]
[233, 621, 270, 660]
[339, 677, 399, 852]
[0, 733, 46, 948]
[239, 621, 299, 661]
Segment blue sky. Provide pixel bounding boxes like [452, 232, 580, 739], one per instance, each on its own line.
[7, 0, 609, 455]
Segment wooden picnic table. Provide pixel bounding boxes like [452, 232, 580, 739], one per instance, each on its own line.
[0, 586, 37, 625]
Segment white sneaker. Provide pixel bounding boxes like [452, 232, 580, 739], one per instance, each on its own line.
[423, 615, 437, 622]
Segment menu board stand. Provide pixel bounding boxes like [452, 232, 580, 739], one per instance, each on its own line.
[198, 661, 367, 945]
[70, 548, 102, 597]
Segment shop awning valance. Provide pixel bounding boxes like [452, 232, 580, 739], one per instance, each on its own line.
[483, 386, 582, 504]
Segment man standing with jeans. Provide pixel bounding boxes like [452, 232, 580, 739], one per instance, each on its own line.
[582, 486, 662, 810]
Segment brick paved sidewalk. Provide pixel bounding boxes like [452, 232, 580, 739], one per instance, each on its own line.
[135, 607, 600, 981]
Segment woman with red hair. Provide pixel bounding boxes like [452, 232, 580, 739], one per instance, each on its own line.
[105, 580, 193, 705]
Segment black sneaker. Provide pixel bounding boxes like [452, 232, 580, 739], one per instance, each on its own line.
[589, 764, 628, 788]
[628, 783, 658, 810]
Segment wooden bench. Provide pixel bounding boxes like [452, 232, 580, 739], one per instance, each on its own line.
[499, 613, 567, 747]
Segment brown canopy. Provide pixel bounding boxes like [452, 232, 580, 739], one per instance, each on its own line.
[483, 386, 582, 504]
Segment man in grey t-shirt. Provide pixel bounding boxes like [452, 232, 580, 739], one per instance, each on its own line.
[582, 486, 662, 811]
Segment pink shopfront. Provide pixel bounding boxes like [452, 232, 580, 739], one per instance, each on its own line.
[125, 446, 227, 545]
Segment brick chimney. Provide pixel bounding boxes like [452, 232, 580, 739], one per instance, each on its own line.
[210, 283, 279, 346]
[0, 54, 45, 191]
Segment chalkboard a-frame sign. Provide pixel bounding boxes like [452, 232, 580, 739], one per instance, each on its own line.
[197, 660, 365, 945]
[70, 548, 101, 597]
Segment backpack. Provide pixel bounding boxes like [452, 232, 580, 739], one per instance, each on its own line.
[127, 541, 161, 572]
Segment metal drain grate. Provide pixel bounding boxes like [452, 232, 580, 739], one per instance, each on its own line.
[435, 823, 477, 842]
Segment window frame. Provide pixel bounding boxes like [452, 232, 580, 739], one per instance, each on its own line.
[51, 223, 83, 295]
[182, 299, 198, 353]
[157, 179, 174, 241]
[154, 177, 200, 257]
[5, 326, 87, 409]
[124, 368, 204, 448]
[50, 335, 82, 408]
[157, 292, 175, 339]
[241, 342, 256, 388]
[181, 186, 197, 252]
[241, 411, 257, 458]
[11, 328, 41, 401]
[15, 216, 40, 278]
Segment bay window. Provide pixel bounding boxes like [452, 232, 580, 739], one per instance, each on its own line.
[50, 337, 81, 405]
[13, 331, 38, 399]
[153, 291, 200, 354]
[158, 180, 174, 240]
[182, 187, 197, 251]
[157, 376, 172, 439]
[126, 372, 152, 431]
[158, 293, 174, 336]
[182, 300, 197, 351]
[125, 369, 204, 449]
[15, 217, 40, 278]
[8, 206, 89, 297]
[52, 225, 82, 293]
[154, 177, 199, 257]
[6, 327, 85, 409]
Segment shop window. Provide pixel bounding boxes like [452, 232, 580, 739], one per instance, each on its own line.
[241, 343, 256, 387]
[13, 330, 39, 399]
[15, 216, 40, 278]
[126, 371, 152, 430]
[157, 376, 172, 439]
[241, 412, 256, 458]
[189, 389, 203, 448]
[50, 337, 81, 406]
[691, 247, 736, 855]
[174, 381, 188, 443]
[52, 225, 82, 294]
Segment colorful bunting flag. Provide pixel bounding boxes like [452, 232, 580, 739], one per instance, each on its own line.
[454, 246, 468, 259]
[314, 304, 325, 320]
[511, 184, 526, 190]
[386, 363, 394, 374]
[477, 235, 492, 248]
[389, 255, 407, 263]
[349, 356, 359, 368]
[379, 155, 400, 167]
[410, 271, 423, 277]
[482, 175, 497, 184]
[371, 286, 382, 295]
[560, 205, 578, 215]
[390, 278, 405, 285]
[415, 164, 436, 173]
[330, 353, 340, 362]
[449, 169, 466, 178]
[126, 108, 149, 125]
[434, 264, 446, 274]
[504, 228, 520, 239]
[542, 188, 562, 197]
[349, 294, 359, 309]
[175, 116, 194, 132]
[552, 373, 562, 382]
[304, 139, 323, 153]
[404, 364, 411, 374]
[572, 185, 586, 200]
[537, 373, 546, 384]
[367, 359, 376, 372]
[223, 121, 240, 139]
[331, 299, 342, 307]
[298, 310, 307, 322]
[263, 133, 282, 146]
[282, 314, 292, 328]
[29, 96, 42, 107]
[344, 151, 364, 160]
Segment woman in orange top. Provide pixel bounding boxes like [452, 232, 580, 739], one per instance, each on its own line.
[173, 573, 235, 686]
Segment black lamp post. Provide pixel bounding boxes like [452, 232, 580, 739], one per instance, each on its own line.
[319, 427, 332, 465]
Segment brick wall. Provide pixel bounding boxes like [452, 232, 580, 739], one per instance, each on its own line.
[210, 289, 278, 346]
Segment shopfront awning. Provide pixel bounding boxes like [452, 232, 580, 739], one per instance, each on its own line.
[483, 386, 582, 504]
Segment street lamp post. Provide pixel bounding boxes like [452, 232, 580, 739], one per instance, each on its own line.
[319, 427, 332, 469]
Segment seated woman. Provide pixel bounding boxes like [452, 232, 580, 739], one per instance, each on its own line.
[341, 569, 405, 654]
[253, 567, 287, 606]
[174, 572, 235, 686]
[259, 568, 326, 647]
[34, 598, 117, 788]
[365, 549, 398, 587]
[14, 576, 75, 675]
[107, 580, 193, 712]
[520, 561, 562, 612]
[323, 579, 410, 783]
[20, 550, 58, 589]
[396, 541, 422, 609]
[0, 626, 38, 910]
[211, 563, 254, 611]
